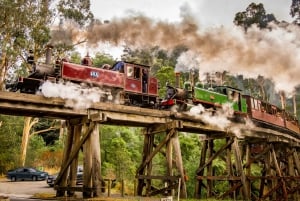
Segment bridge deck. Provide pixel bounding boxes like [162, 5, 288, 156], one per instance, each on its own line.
[0, 91, 300, 146]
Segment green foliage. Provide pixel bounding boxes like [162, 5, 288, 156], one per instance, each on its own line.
[0, 115, 23, 172]
[26, 135, 46, 166]
[92, 52, 115, 68]
[101, 126, 143, 180]
[32, 118, 60, 146]
[57, 0, 94, 26]
[70, 51, 82, 64]
[156, 66, 176, 97]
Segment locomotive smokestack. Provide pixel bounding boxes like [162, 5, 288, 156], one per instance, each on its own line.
[189, 69, 195, 87]
[175, 72, 180, 88]
[45, 45, 53, 64]
[279, 91, 286, 110]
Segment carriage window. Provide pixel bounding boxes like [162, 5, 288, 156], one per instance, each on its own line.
[251, 98, 255, 109]
[227, 90, 239, 101]
[134, 67, 140, 79]
[127, 66, 134, 78]
[252, 98, 259, 110]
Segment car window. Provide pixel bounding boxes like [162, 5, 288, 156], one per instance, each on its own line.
[28, 168, 37, 172]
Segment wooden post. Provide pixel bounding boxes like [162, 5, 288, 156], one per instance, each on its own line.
[271, 145, 287, 200]
[166, 129, 173, 196]
[83, 122, 93, 198]
[207, 139, 213, 198]
[195, 139, 208, 198]
[146, 133, 154, 196]
[56, 120, 73, 197]
[68, 125, 81, 196]
[288, 147, 296, 200]
[137, 128, 150, 195]
[172, 131, 187, 198]
[108, 179, 111, 197]
[245, 143, 251, 198]
[232, 137, 249, 200]
[226, 138, 234, 200]
[91, 123, 102, 197]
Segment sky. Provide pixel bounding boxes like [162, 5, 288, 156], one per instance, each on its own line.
[90, 0, 293, 27]
[87, 0, 294, 60]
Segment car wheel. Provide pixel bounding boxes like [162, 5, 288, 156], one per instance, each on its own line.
[11, 176, 16, 182]
[32, 176, 37, 181]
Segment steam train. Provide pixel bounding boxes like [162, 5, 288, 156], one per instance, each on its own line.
[6, 48, 300, 136]
[7, 48, 158, 108]
[160, 74, 300, 136]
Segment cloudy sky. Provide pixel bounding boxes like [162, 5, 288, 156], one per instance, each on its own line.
[90, 0, 293, 27]
[79, 1, 300, 94]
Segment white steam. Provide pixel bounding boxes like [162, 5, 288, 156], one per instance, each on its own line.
[39, 81, 113, 110]
[188, 102, 256, 137]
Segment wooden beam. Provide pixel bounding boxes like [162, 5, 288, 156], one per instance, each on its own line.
[136, 128, 176, 174]
[55, 122, 96, 185]
[196, 138, 234, 174]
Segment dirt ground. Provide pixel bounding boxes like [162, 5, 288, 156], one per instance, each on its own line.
[0, 178, 165, 201]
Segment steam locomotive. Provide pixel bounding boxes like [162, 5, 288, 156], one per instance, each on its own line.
[160, 73, 300, 136]
[7, 47, 159, 108]
[6, 47, 300, 136]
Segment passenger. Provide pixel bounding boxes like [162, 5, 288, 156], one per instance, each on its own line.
[81, 53, 93, 66]
[111, 61, 124, 72]
[27, 49, 36, 73]
[102, 64, 111, 69]
[142, 69, 148, 93]
[166, 85, 176, 99]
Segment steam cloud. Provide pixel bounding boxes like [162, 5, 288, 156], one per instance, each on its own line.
[83, 8, 300, 94]
[39, 81, 114, 110]
[51, 6, 300, 94]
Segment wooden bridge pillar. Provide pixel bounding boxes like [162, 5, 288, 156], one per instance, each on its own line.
[195, 135, 300, 201]
[54, 118, 103, 198]
[136, 121, 187, 198]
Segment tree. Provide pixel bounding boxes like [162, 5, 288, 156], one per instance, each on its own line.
[57, 0, 94, 27]
[234, 3, 277, 30]
[0, 0, 53, 90]
[0, 115, 23, 172]
[92, 52, 115, 68]
[0, 0, 95, 90]
[290, 0, 300, 23]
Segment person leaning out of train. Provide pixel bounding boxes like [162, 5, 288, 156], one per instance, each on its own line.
[111, 61, 124, 72]
[142, 69, 148, 93]
[27, 49, 36, 73]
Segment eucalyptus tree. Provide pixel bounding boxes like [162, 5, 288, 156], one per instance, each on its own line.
[0, 0, 94, 168]
[233, 3, 277, 31]
[291, 0, 300, 24]
[0, 0, 94, 90]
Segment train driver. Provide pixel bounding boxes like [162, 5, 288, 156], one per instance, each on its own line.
[142, 69, 148, 93]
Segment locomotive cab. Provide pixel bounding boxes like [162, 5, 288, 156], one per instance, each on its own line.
[123, 62, 158, 107]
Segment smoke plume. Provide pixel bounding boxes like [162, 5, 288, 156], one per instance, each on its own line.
[81, 11, 300, 94]
[48, 6, 300, 105]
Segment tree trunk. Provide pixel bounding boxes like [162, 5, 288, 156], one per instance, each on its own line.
[20, 117, 39, 166]
[0, 52, 7, 91]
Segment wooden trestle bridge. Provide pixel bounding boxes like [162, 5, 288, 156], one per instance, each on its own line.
[1, 91, 300, 200]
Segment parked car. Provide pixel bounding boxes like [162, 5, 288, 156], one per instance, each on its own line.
[7, 167, 48, 182]
[47, 167, 83, 187]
